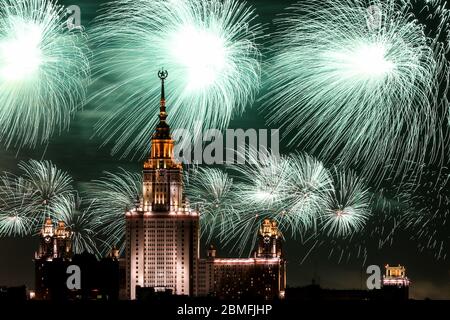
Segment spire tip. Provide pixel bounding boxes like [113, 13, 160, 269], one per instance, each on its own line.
[158, 69, 168, 80]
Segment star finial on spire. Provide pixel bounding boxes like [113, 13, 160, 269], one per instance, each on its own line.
[158, 69, 168, 121]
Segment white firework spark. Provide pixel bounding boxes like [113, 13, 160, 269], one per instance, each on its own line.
[321, 171, 372, 237]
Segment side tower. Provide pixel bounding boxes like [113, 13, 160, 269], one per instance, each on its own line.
[382, 264, 410, 300]
[34, 218, 73, 300]
[197, 219, 286, 300]
[125, 71, 200, 299]
[256, 218, 284, 259]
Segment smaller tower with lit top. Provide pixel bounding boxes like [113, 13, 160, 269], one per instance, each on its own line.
[256, 219, 283, 259]
[35, 218, 73, 261]
[34, 218, 73, 300]
[382, 264, 410, 300]
[34, 218, 121, 300]
[197, 219, 286, 300]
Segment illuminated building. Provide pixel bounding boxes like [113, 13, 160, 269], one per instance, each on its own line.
[197, 219, 286, 300]
[34, 218, 73, 300]
[35, 217, 73, 261]
[286, 264, 411, 301]
[34, 218, 120, 300]
[382, 264, 410, 300]
[383, 264, 410, 287]
[125, 70, 199, 299]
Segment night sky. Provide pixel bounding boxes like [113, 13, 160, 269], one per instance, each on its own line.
[0, 0, 449, 300]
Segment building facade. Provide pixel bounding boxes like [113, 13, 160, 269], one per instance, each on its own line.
[197, 219, 286, 300]
[125, 70, 200, 299]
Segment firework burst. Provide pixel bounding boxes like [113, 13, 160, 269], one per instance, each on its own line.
[229, 154, 292, 252]
[233, 154, 291, 211]
[0, 160, 74, 236]
[0, 213, 31, 237]
[0, 0, 90, 148]
[263, 0, 447, 182]
[320, 171, 371, 237]
[226, 152, 333, 252]
[51, 194, 99, 255]
[18, 159, 74, 224]
[89, 169, 142, 254]
[408, 0, 450, 104]
[90, 0, 262, 158]
[304, 179, 404, 265]
[185, 166, 239, 242]
[0, 175, 35, 236]
[304, 209, 401, 265]
[284, 153, 335, 232]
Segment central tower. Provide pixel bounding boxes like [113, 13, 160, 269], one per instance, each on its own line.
[142, 70, 183, 212]
[125, 71, 200, 299]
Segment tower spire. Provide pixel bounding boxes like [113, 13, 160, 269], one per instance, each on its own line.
[152, 69, 171, 140]
[158, 69, 168, 123]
